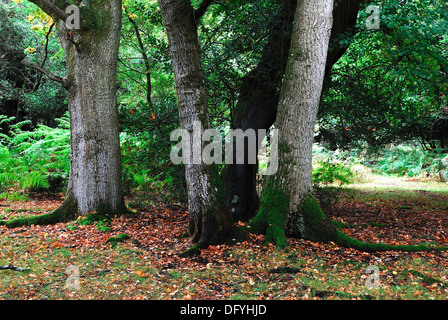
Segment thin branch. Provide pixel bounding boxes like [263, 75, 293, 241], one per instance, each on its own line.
[0, 265, 31, 272]
[21, 59, 68, 88]
[118, 58, 148, 75]
[125, 8, 153, 106]
[33, 22, 55, 92]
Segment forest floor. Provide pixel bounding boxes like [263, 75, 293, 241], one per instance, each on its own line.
[0, 174, 447, 300]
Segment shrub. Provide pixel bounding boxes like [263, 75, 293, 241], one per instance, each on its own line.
[312, 145, 355, 186]
[313, 160, 354, 185]
[120, 131, 187, 208]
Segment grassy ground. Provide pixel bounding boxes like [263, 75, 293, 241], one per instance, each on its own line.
[0, 175, 447, 300]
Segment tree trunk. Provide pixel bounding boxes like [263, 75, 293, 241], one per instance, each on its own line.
[326, 0, 361, 74]
[45, 0, 126, 218]
[250, 0, 337, 246]
[226, 0, 361, 222]
[247, 0, 443, 252]
[3, 0, 126, 227]
[225, 0, 296, 222]
[60, 1, 125, 217]
[158, 0, 234, 248]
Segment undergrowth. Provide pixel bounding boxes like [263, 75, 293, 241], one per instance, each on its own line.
[0, 114, 70, 200]
[0, 114, 187, 206]
[375, 144, 448, 181]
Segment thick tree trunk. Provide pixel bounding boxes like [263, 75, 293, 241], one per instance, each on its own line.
[250, 0, 336, 246]
[3, 0, 126, 227]
[226, 0, 296, 222]
[158, 0, 234, 248]
[247, 0, 443, 252]
[59, 0, 125, 217]
[326, 0, 361, 74]
[226, 0, 361, 222]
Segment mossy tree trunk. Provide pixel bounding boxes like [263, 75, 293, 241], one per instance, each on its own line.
[158, 0, 234, 248]
[247, 0, 447, 253]
[226, 0, 361, 222]
[225, 0, 296, 222]
[249, 0, 336, 246]
[4, 0, 126, 227]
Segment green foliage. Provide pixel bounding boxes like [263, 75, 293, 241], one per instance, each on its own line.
[318, 0, 448, 150]
[376, 143, 448, 179]
[312, 145, 355, 186]
[313, 161, 354, 186]
[119, 92, 187, 206]
[199, 0, 279, 125]
[0, 114, 70, 200]
[120, 129, 187, 207]
[0, 0, 67, 129]
[117, 0, 188, 206]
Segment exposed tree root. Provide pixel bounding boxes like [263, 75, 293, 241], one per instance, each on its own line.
[0, 192, 134, 228]
[249, 194, 448, 252]
[0, 193, 78, 228]
[301, 195, 448, 252]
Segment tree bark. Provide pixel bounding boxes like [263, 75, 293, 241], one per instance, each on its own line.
[158, 0, 234, 248]
[247, 0, 442, 252]
[56, 0, 125, 217]
[326, 0, 362, 74]
[6, 0, 126, 225]
[250, 0, 336, 246]
[226, 0, 361, 222]
[225, 0, 296, 222]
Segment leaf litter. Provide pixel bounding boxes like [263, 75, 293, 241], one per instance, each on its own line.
[0, 183, 448, 300]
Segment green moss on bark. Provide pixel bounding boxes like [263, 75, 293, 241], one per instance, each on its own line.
[1, 193, 78, 228]
[300, 195, 340, 243]
[335, 230, 447, 252]
[249, 183, 289, 247]
[251, 192, 447, 252]
[0, 192, 133, 229]
[301, 195, 447, 252]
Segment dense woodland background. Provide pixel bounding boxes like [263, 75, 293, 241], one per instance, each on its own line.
[0, 0, 446, 205]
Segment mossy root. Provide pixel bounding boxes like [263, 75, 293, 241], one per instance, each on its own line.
[249, 193, 447, 252]
[0, 197, 134, 229]
[1, 201, 77, 228]
[248, 184, 289, 247]
[302, 195, 448, 252]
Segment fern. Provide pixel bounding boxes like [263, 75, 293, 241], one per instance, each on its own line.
[377, 144, 448, 179]
[0, 113, 70, 200]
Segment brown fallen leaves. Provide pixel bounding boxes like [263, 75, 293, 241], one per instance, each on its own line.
[0, 184, 448, 300]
